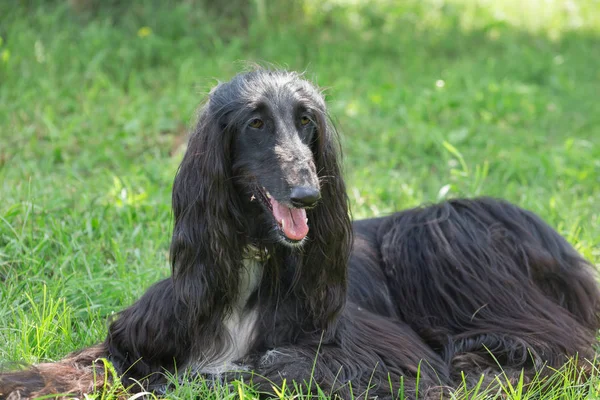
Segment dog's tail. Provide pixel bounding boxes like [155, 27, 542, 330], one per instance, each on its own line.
[0, 345, 112, 400]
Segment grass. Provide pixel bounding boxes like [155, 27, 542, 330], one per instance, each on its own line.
[1, 0, 599, 398]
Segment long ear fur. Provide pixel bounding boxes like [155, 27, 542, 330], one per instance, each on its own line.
[295, 114, 353, 333]
[105, 102, 248, 386]
[170, 103, 246, 343]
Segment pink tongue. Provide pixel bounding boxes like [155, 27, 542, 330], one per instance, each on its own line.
[270, 198, 309, 241]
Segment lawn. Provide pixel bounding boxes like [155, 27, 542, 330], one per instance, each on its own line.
[0, 0, 599, 398]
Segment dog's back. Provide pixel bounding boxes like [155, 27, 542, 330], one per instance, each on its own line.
[349, 197, 600, 385]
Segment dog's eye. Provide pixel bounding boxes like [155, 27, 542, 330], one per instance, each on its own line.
[300, 116, 311, 125]
[249, 118, 264, 129]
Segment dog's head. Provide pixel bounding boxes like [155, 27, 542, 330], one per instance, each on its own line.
[174, 70, 344, 247]
[171, 69, 351, 328]
[208, 70, 325, 245]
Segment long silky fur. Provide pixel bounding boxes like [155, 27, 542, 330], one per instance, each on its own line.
[0, 346, 108, 400]
[3, 70, 598, 399]
[105, 70, 364, 391]
[1, 69, 450, 399]
[349, 197, 600, 387]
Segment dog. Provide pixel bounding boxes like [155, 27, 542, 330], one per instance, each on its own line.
[0, 69, 450, 400]
[2, 69, 598, 399]
[349, 197, 600, 387]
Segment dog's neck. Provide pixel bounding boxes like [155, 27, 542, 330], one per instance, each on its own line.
[243, 244, 269, 262]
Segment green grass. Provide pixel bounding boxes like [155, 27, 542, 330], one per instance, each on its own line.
[1, 0, 599, 398]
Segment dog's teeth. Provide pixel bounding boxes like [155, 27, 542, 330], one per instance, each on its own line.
[266, 192, 272, 199]
[280, 219, 285, 229]
[305, 218, 308, 224]
[250, 194, 256, 202]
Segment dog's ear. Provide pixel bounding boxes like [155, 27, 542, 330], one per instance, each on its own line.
[170, 105, 244, 326]
[300, 114, 353, 333]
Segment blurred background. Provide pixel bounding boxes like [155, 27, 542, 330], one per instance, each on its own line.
[0, 0, 599, 363]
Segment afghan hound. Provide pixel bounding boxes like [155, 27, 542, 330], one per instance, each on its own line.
[349, 198, 600, 387]
[2, 69, 598, 399]
[0, 69, 449, 400]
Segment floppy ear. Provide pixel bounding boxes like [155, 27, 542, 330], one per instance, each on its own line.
[170, 105, 245, 327]
[299, 114, 353, 332]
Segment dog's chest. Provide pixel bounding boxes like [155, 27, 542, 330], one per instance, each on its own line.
[192, 256, 263, 375]
[222, 257, 262, 360]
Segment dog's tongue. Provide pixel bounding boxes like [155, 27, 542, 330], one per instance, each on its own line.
[270, 198, 309, 241]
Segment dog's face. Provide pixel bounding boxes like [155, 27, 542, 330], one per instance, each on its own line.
[209, 71, 325, 246]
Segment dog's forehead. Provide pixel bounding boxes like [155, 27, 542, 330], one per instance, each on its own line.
[247, 78, 321, 108]
[208, 71, 326, 116]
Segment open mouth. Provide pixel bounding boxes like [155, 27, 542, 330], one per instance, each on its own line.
[253, 187, 309, 242]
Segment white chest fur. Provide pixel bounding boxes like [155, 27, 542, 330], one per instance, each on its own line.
[191, 255, 263, 375]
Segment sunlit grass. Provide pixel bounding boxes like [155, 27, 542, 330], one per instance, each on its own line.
[1, 0, 599, 398]
[447, 0, 600, 36]
[312, 0, 600, 36]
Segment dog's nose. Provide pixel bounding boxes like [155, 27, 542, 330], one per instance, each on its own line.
[290, 186, 321, 208]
